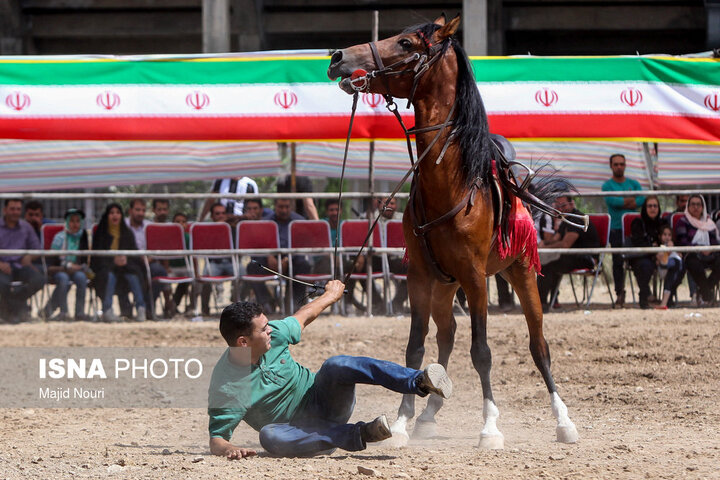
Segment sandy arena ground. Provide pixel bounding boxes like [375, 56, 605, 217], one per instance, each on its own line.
[0, 297, 718, 480]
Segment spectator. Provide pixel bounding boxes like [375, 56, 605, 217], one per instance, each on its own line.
[44, 208, 90, 321]
[675, 194, 698, 302]
[24, 200, 47, 240]
[628, 195, 667, 309]
[247, 198, 309, 313]
[655, 224, 683, 310]
[239, 198, 269, 221]
[674, 194, 720, 306]
[200, 203, 238, 316]
[602, 153, 644, 308]
[537, 196, 600, 312]
[277, 175, 319, 220]
[152, 199, 170, 223]
[169, 212, 195, 314]
[0, 199, 44, 323]
[198, 176, 259, 224]
[91, 203, 147, 322]
[675, 195, 689, 213]
[312, 199, 341, 277]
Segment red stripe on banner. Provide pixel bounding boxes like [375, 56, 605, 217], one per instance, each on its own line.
[1, 113, 719, 142]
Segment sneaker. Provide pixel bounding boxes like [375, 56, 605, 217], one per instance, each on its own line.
[417, 363, 453, 399]
[103, 310, 120, 323]
[136, 306, 146, 322]
[360, 415, 392, 443]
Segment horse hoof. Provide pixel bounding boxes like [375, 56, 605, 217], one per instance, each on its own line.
[381, 428, 409, 448]
[556, 425, 579, 443]
[478, 433, 504, 450]
[411, 420, 437, 439]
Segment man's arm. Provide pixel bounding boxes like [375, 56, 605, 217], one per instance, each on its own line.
[294, 280, 345, 330]
[543, 231, 579, 249]
[209, 437, 256, 460]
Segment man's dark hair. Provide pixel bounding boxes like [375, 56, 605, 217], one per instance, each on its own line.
[609, 153, 626, 165]
[172, 212, 187, 222]
[219, 301, 264, 345]
[152, 198, 169, 209]
[4, 198, 22, 207]
[325, 199, 340, 210]
[210, 202, 225, 215]
[244, 198, 262, 209]
[128, 198, 146, 209]
[25, 200, 43, 212]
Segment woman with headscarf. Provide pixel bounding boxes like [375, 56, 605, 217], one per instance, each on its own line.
[629, 195, 667, 309]
[674, 194, 720, 305]
[90, 203, 147, 322]
[44, 208, 90, 321]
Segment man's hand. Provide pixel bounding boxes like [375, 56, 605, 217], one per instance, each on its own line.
[225, 447, 257, 460]
[294, 280, 346, 330]
[20, 255, 34, 267]
[114, 255, 127, 267]
[0, 261, 11, 275]
[209, 437, 256, 460]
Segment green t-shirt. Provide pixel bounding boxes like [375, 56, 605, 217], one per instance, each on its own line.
[602, 177, 645, 230]
[207, 316, 315, 440]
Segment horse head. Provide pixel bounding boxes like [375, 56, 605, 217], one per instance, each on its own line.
[327, 14, 460, 99]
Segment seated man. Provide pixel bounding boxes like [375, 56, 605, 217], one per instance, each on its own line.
[208, 280, 452, 458]
[0, 199, 45, 322]
[247, 198, 310, 313]
[537, 196, 600, 312]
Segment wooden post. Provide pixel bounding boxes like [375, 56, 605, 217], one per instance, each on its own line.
[203, 0, 230, 53]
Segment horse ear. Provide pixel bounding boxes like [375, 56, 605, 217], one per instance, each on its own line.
[436, 14, 460, 40]
[433, 13, 447, 26]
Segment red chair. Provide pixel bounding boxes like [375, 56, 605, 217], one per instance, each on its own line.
[288, 220, 334, 307]
[236, 221, 284, 315]
[144, 223, 194, 319]
[550, 214, 614, 309]
[339, 220, 386, 315]
[37, 224, 66, 310]
[384, 220, 408, 314]
[190, 223, 238, 315]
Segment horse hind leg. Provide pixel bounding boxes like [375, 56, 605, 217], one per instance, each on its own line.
[506, 262, 579, 443]
[384, 272, 433, 447]
[412, 283, 458, 440]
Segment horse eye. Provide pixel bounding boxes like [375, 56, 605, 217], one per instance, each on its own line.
[398, 38, 413, 49]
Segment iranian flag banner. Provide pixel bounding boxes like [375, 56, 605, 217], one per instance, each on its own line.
[1, 52, 719, 143]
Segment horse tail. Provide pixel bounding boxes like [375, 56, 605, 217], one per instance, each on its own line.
[527, 164, 577, 221]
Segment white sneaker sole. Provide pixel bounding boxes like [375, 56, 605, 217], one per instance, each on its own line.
[424, 364, 453, 399]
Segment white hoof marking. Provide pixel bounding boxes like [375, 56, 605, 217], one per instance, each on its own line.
[479, 399, 504, 449]
[411, 419, 437, 439]
[551, 392, 579, 443]
[382, 417, 409, 448]
[478, 432, 505, 450]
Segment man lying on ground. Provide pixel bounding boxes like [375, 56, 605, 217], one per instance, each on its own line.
[208, 279, 452, 458]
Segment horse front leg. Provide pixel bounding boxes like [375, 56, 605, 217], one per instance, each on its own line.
[506, 262, 579, 444]
[385, 269, 433, 447]
[413, 283, 458, 439]
[465, 273, 504, 449]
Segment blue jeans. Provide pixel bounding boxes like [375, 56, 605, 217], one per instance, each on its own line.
[51, 270, 87, 316]
[258, 355, 425, 457]
[103, 271, 145, 312]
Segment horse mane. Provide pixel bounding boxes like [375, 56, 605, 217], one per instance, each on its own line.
[406, 22, 494, 187]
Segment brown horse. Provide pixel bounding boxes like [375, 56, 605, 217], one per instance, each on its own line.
[327, 14, 579, 448]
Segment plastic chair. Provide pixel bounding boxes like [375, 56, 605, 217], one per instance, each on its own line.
[550, 214, 614, 309]
[288, 220, 334, 308]
[384, 219, 407, 315]
[39, 224, 65, 307]
[144, 223, 195, 319]
[190, 222, 238, 315]
[337, 219, 386, 315]
[236, 220, 284, 315]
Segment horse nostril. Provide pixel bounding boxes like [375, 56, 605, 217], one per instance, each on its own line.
[330, 50, 343, 66]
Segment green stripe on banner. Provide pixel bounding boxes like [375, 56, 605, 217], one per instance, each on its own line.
[0, 55, 718, 86]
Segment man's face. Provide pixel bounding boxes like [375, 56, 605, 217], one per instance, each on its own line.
[129, 202, 146, 225]
[211, 206, 227, 223]
[3, 201, 22, 224]
[610, 155, 626, 179]
[241, 314, 273, 356]
[25, 208, 43, 228]
[243, 202, 262, 221]
[325, 203, 339, 225]
[274, 200, 292, 222]
[153, 202, 169, 223]
[676, 195, 689, 211]
[381, 198, 397, 219]
[555, 197, 574, 214]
